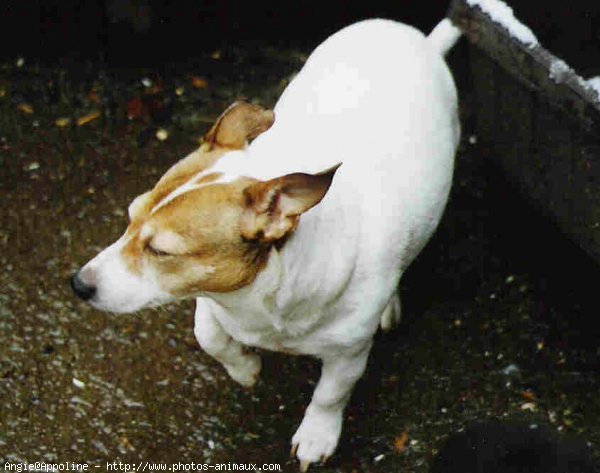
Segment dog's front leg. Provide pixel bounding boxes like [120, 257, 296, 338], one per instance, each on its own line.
[193, 301, 261, 388]
[291, 341, 372, 471]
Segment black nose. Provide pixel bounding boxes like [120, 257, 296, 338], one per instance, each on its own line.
[70, 272, 96, 301]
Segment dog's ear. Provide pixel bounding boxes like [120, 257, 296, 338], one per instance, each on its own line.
[241, 164, 341, 244]
[204, 101, 275, 150]
[128, 191, 152, 221]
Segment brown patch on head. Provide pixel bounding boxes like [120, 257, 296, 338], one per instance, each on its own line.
[120, 177, 270, 296]
[116, 164, 338, 299]
[124, 148, 223, 227]
[126, 101, 275, 224]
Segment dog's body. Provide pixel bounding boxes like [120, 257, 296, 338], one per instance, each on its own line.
[73, 19, 461, 470]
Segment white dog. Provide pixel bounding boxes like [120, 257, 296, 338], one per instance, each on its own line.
[72, 18, 461, 470]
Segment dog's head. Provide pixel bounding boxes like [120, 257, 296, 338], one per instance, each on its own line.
[71, 102, 338, 313]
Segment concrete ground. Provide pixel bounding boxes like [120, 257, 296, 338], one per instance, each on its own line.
[0, 45, 598, 472]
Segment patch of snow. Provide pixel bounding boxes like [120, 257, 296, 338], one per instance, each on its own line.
[466, 0, 538, 47]
[548, 61, 600, 104]
[586, 76, 600, 101]
[548, 59, 571, 84]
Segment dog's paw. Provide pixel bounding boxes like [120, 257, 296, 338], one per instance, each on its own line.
[225, 352, 261, 388]
[380, 293, 402, 331]
[291, 407, 342, 471]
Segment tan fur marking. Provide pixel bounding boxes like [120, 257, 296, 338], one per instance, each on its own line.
[150, 231, 188, 255]
[148, 178, 270, 294]
[150, 172, 223, 215]
[129, 101, 274, 223]
[121, 234, 144, 275]
[241, 164, 340, 243]
[204, 101, 275, 150]
[119, 177, 270, 296]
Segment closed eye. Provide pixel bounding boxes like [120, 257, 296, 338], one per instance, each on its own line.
[145, 243, 172, 257]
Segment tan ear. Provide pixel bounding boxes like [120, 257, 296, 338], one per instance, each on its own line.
[241, 164, 341, 244]
[204, 101, 275, 150]
[128, 190, 152, 221]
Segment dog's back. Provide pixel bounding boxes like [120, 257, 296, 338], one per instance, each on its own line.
[247, 19, 460, 283]
[251, 19, 458, 177]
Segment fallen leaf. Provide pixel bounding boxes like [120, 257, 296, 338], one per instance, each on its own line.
[191, 76, 208, 89]
[76, 110, 100, 126]
[521, 390, 536, 401]
[127, 97, 143, 120]
[17, 103, 34, 114]
[55, 117, 70, 128]
[393, 430, 409, 453]
[210, 50, 222, 60]
[119, 435, 135, 451]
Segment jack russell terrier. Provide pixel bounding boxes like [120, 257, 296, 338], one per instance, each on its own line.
[72, 18, 462, 471]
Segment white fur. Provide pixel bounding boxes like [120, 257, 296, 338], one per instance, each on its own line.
[428, 18, 462, 55]
[81, 235, 172, 313]
[196, 19, 460, 467]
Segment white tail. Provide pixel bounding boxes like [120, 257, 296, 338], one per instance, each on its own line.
[428, 18, 462, 55]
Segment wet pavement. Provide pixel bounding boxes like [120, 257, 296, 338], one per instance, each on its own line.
[0, 45, 598, 472]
